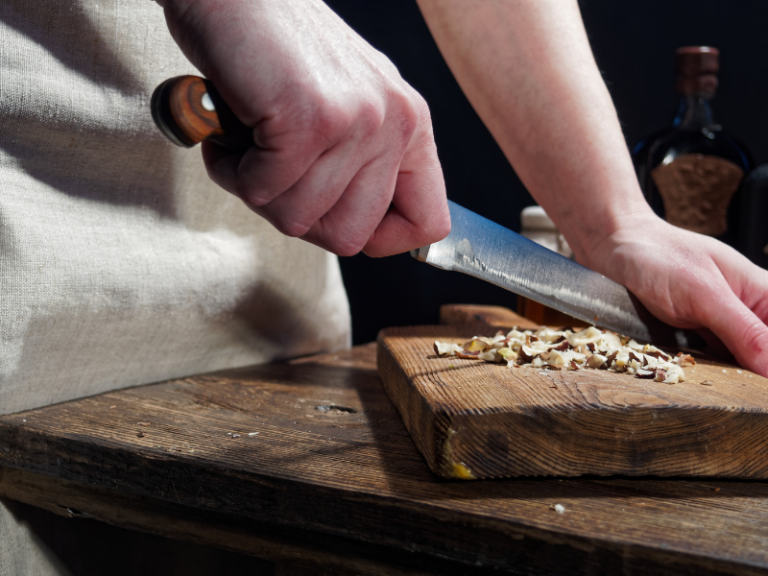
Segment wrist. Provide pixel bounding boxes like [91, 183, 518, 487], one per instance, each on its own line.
[573, 202, 660, 277]
[550, 183, 657, 273]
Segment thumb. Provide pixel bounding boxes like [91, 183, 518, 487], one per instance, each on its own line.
[362, 132, 449, 257]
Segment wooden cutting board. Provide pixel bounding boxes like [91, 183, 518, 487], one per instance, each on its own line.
[377, 305, 768, 480]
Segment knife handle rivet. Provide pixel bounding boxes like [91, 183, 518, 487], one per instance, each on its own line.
[201, 91, 216, 113]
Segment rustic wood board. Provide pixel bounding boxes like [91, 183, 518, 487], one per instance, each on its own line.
[377, 320, 768, 480]
[6, 342, 768, 574]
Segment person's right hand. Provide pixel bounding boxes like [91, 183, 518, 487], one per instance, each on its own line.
[158, 0, 450, 257]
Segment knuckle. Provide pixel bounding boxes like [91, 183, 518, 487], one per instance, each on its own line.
[238, 188, 272, 208]
[312, 102, 355, 143]
[411, 93, 433, 127]
[274, 216, 313, 239]
[325, 232, 367, 257]
[392, 91, 421, 140]
[429, 213, 452, 242]
[334, 242, 366, 257]
[356, 99, 386, 138]
[416, 217, 451, 248]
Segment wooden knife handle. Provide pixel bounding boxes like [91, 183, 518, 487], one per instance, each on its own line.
[151, 75, 253, 153]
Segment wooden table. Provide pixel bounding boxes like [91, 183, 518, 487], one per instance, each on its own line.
[2, 312, 768, 575]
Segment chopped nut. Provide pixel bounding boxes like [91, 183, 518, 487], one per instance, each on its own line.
[550, 503, 566, 514]
[587, 354, 607, 369]
[434, 341, 463, 356]
[463, 338, 489, 353]
[136, 431, 145, 438]
[433, 326, 695, 383]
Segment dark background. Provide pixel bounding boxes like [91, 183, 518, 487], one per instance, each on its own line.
[325, 0, 768, 344]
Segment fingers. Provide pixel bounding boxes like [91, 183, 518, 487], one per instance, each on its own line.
[248, 137, 375, 241]
[701, 292, 768, 377]
[300, 153, 399, 256]
[696, 243, 768, 375]
[293, 129, 449, 257]
[201, 114, 339, 206]
[363, 129, 450, 257]
[711, 247, 768, 322]
[202, 92, 448, 257]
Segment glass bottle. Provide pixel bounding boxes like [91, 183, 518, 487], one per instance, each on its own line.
[632, 47, 752, 249]
[739, 166, 768, 269]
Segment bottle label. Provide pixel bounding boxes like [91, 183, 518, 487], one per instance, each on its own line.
[651, 153, 744, 236]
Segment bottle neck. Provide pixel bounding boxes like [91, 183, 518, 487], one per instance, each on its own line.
[672, 93, 717, 130]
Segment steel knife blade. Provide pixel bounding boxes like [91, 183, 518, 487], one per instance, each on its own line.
[412, 201, 678, 345]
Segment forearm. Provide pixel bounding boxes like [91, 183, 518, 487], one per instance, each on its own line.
[415, 0, 652, 266]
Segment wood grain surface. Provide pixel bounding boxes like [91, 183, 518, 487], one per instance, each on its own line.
[3, 326, 768, 574]
[378, 307, 768, 480]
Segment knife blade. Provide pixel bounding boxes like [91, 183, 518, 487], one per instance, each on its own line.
[412, 201, 679, 345]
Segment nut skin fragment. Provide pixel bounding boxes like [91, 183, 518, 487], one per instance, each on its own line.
[646, 350, 671, 362]
[701, 380, 714, 386]
[517, 347, 536, 365]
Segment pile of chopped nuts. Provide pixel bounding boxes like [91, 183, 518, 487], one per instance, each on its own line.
[435, 326, 696, 384]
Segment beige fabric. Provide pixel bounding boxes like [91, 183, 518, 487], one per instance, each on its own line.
[1, 0, 350, 572]
[0, 501, 71, 576]
[0, 0, 351, 416]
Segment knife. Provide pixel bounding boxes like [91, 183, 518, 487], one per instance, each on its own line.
[150, 75, 682, 346]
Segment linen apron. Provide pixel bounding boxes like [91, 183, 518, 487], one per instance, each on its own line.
[0, 1, 351, 572]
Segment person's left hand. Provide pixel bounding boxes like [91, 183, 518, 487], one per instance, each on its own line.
[583, 212, 768, 376]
